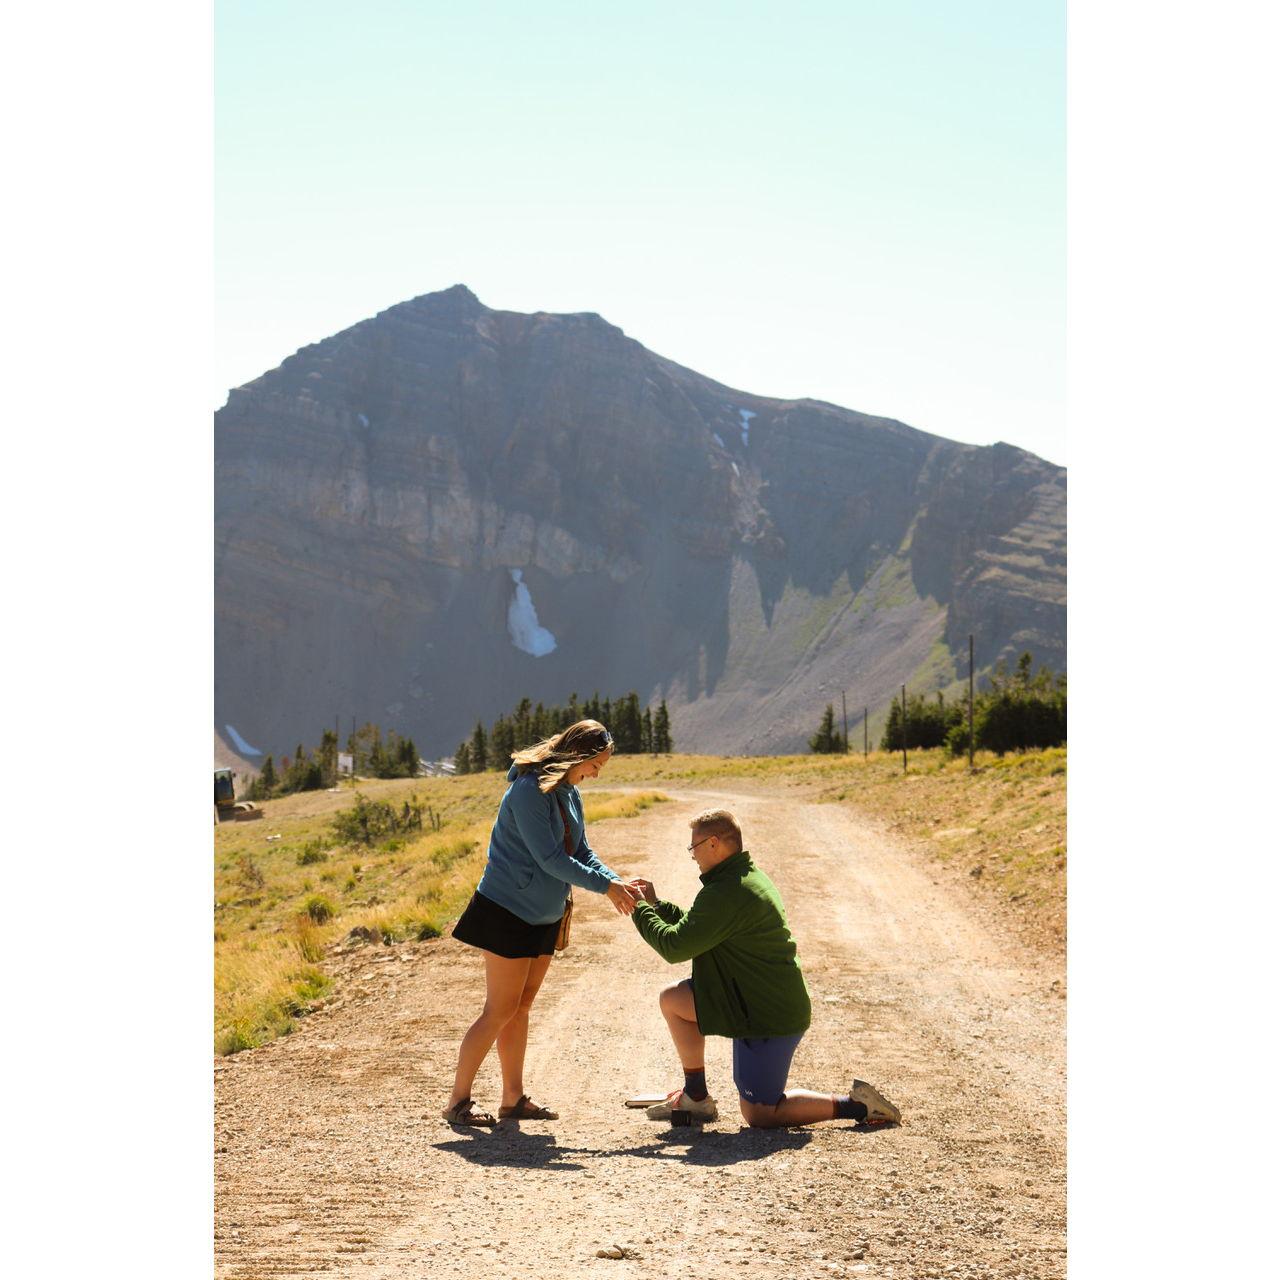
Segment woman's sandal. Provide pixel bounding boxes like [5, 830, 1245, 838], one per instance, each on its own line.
[441, 1098, 497, 1126]
[498, 1094, 559, 1120]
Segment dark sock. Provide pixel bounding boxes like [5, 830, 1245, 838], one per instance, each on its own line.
[834, 1094, 868, 1121]
[683, 1068, 708, 1101]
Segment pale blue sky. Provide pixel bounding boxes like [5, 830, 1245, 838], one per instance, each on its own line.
[217, 0, 1064, 463]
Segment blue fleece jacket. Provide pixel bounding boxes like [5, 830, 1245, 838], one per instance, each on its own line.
[473, 765, 620, 925]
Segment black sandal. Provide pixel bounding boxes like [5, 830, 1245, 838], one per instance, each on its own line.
[498, 1094, 559, 1120]
[441, 1098, 497, 1126]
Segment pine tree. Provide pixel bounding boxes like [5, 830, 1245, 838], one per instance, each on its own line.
[285, 742, 308, 790]
[347, 722, 381, 776]
[490, 715, 515, 770]
[469, 721, 488, 771]
[369, 729, 391, 778]
[653, 700, 672, 753]
[513, 697, 533, 749]
[319, 730, 338, 787]
[809, 704, 844, 753]
[454, 742, 472, 774]
[613, 692, 642, 753]
[880, 698, 904, 752]
[259, 755, 277, 794]
[642, 707, 654, 754]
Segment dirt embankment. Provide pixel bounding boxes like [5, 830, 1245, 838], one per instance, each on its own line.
[216, 782, 1065, 1280]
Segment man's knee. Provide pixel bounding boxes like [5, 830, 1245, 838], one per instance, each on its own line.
[658, 982, 688, 1016]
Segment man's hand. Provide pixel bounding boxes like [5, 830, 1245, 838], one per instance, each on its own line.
[606, 880, 642, 916]
[628, 878, 658, 905]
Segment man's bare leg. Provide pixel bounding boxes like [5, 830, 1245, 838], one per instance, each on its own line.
[658, 980, 705, 1071]
[739, 1091, 842, 1128]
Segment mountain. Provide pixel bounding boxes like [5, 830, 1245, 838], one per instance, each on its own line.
[215, 285, 1065, 758]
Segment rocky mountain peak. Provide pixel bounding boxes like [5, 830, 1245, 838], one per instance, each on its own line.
[216, 291, 1065, 758]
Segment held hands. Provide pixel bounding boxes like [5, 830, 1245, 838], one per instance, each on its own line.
[627, 878, 658, 905]
[606, 879, 642, 916]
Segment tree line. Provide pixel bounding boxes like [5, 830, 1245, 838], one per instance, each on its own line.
[808, 652, 1067, 758]
[454, 691, 673, 774]
[245, 724, 420, 800]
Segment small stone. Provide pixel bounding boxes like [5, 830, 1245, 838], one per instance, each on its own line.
[595, 1246, 625, 1259]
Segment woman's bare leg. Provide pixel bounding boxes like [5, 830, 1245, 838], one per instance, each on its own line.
[495, 953, 553, 1107]
[448, 952, 532, 1108]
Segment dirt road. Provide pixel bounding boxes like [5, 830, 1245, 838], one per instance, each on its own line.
[215, 785, 1066, 1279]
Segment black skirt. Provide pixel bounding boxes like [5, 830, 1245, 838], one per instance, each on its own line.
[451, 890, 562, 959]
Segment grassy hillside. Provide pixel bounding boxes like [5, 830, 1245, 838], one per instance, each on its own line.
[213, 775, 668, 1055]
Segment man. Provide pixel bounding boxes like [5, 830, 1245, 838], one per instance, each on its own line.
[629, 809, 900, 1128]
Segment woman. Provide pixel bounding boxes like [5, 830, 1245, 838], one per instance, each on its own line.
[442, 719, 640, 1125]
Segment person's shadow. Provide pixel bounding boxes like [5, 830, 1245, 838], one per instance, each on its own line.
[434, 1122, 828, 1171]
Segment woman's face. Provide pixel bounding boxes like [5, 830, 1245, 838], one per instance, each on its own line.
[565, 748, 612, 785]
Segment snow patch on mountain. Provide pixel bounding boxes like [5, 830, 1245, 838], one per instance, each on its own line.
[507, 568, 558, 656]
[224, 724, 263, 756]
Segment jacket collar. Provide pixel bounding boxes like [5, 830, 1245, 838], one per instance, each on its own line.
[699, 849, 752, 884]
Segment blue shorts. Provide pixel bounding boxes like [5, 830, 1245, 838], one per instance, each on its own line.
[732, 1032, 805, 1106]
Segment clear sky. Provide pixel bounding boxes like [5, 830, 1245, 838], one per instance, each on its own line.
[216, 0, 1064, 464]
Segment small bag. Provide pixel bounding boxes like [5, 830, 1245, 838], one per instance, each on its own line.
[554, 791, 575, 953]
[554, 892, 573, 952]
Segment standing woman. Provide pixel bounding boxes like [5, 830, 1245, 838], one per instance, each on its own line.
[442, 720, 640, 1125]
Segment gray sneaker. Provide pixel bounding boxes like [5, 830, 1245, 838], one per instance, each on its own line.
[645, 1089, 719, 1122]
[849, 1079, 901, 1124]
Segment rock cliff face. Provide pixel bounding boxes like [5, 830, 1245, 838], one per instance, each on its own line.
[215, 286, 1065, 757]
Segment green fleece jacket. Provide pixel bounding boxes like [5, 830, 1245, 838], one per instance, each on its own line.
[631, 850, 811, 1038]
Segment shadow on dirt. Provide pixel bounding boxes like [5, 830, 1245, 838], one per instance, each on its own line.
[435, 1124, 833, 1170]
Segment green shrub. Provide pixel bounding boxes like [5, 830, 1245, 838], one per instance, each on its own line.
[303, 894, 334, 924]
[330, 793, 425, 846]
[296, 841, 328, 866]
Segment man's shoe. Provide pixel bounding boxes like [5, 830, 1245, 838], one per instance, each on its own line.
[849, 1079, 901, 1124]
[645, 1089, 718, 1122]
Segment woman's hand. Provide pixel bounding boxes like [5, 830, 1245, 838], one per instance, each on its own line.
[606, 879, 642, 916]
[628, 878, 658, 905]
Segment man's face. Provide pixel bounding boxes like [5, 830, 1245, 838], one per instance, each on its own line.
[688, 827, 719, 872]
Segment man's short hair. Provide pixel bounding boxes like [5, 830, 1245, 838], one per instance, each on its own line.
[690, 809, 742, 853]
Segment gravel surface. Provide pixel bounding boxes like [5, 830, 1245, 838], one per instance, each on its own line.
[215, 784, 1066, 1279]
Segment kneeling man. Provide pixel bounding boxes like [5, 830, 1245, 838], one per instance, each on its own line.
[630, 809, 900, 1129]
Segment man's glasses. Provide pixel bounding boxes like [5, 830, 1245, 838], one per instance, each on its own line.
[687, 835, 714, 852]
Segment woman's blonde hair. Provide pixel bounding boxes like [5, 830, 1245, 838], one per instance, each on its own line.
[511, 719, 615, 793]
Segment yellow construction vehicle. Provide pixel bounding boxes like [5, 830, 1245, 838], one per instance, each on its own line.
[214, 768, 264, 822]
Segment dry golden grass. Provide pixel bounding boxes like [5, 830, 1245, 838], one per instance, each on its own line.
[213, 773, 669, 1054]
